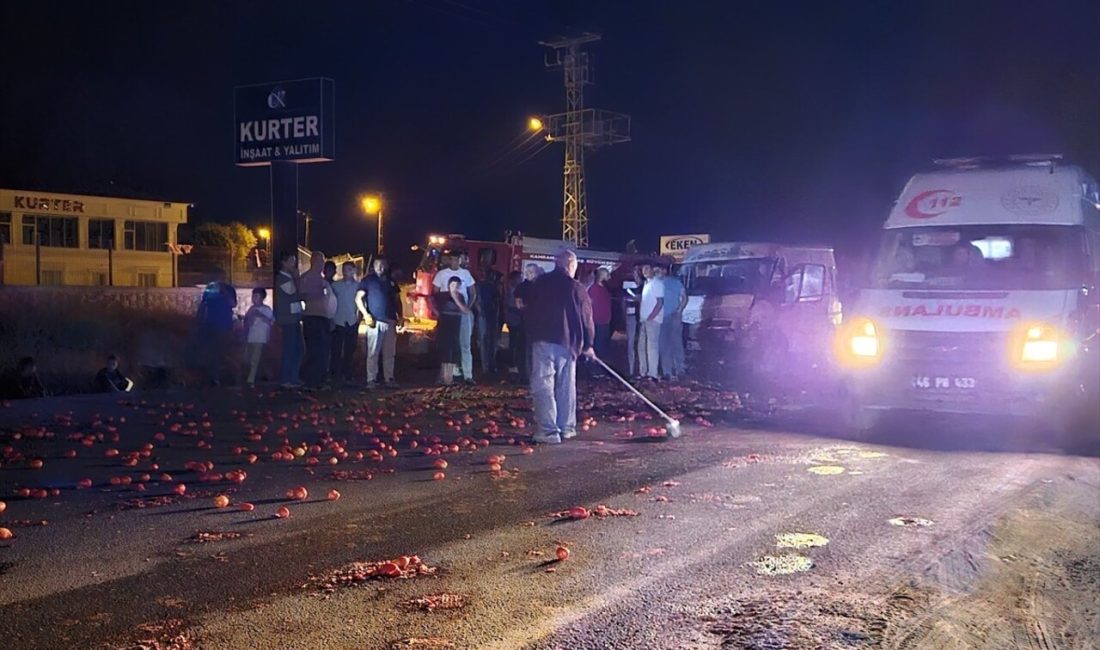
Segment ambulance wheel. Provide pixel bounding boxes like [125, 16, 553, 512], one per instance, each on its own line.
[839, 390, 881, 441]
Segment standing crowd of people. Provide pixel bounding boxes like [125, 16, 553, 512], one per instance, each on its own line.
[267, 250, 403, 391]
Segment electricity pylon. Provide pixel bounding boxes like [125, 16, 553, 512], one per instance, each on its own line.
[539, 33, 631, 247]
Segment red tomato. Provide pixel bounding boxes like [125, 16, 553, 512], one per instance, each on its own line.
[0, 527, 12, 540]
[239, 502, 255, 512]
[0, 500, 5, 513]
[568, 506, 590, 520]
[433, 471, 445, 481]
[556, 546, 570, 561]
[174, 483, 187, 495]
[327, 489, 341, 501]
[275, 506, 291, 518]
[433, 459, 448, 470]
[377, 562, 402, 577]
[212, 495, 230, 508]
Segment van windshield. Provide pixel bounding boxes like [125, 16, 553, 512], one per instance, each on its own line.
[872, 225, 1087, 290]
[682, 257, 778, 296]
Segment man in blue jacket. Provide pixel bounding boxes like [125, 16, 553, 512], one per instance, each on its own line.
[525, 249, 596, 444]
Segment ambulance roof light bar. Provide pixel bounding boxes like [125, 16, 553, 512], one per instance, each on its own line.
[932, 154, 1063, 170]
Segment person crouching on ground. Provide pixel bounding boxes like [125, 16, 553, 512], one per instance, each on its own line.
[95, 354, 134, 393]
[435, 276, 469, 386]
[243, 288, 275, 387]
[526, 249, 596, 444]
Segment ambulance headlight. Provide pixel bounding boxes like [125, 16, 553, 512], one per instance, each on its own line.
[836, 317, 881, 366]
[1014, 323, 1069, 369]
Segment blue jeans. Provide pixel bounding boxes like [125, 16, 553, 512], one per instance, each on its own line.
[279, 321, 304, 385]
[625, 314, 638, 375]
[530, 341, 577, 436]
[459, 311, 474, 379]
[659, 314, 685, 377]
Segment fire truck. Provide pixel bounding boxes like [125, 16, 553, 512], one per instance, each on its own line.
[404, 233, 639, 327]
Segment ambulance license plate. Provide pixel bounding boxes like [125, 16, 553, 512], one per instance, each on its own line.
[912, 375, 976, 390]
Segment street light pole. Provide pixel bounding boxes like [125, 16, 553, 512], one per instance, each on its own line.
[377, 208, 384, 256]
[361, 194, 384, 256]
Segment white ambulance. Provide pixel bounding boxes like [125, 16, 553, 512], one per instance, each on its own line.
[838, 156, 1100, 443]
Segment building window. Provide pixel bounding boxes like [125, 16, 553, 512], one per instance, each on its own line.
[88, 219, 115, 250]
[137, 272, 158, 287]
[40, 270, 64, 285]
[22, 215, 78, 248]
[0, 212, 10, 245]
[91, 272, 108, 286]
[124, 221, 168, 252]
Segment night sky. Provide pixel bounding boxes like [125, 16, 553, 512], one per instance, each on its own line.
[2, 0, 1097, 261]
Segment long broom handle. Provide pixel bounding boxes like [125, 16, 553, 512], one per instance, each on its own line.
[592, 357, 677, 423]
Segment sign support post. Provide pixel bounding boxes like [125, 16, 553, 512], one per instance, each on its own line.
[270, 161, 299, 276]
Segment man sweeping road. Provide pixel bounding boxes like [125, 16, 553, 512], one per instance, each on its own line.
[525, 249, 596, 444]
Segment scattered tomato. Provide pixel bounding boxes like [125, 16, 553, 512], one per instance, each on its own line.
[327, 489, 341, 501]
[275, 506, 291, 518]
[212, 495, 230, 508]
[0, 527, 12, 540]
[556, 546, 570, 561]
[432, 471, 445, 481]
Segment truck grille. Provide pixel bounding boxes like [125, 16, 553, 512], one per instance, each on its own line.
[887, 330, 1010, 367]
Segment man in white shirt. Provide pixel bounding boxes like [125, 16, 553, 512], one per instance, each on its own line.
[432, 252, 477, 384]
[330, 261, 361, 381]
[638, 263, 664, 379]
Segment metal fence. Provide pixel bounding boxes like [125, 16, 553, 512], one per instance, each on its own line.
[177, 245, 272, 288]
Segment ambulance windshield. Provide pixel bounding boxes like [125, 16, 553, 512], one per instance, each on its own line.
[872, 225, 1087, 290]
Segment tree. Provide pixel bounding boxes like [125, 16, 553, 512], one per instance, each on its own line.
[192, 222, 258, 262]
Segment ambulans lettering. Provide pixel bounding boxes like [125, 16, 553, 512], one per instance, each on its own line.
[879, 305, 1021, 319]
[13, 196, 85, 213]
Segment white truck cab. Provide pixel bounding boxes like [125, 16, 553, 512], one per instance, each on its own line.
[839, 156, 1100, 440]
[680, 242, 842, 395]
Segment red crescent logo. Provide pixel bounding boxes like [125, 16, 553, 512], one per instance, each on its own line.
[905, 189, 961, 219]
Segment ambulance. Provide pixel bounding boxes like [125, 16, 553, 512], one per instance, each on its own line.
[837, 156, 1100, 441]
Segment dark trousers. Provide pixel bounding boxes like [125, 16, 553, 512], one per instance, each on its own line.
[478, 314, 501, 373]
[594, 323, 612, 360]
[302, 316, 332, 387]
[331, 324, 358, 379]
[508, 322, 527, 380]
[199, 327, 229, 384]
[278, 321, 304, 386]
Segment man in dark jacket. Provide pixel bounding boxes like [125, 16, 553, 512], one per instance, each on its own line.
[355, 257, 403, 387]
[525, 249, 596, 444]
[274, 251, 306, 389]
[196, 269, 237, 386]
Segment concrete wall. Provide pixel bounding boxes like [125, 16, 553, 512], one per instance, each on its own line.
[0, 284, 268, 319]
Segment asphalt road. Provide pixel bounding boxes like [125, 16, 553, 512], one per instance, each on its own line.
[0, 380, 1097, 650]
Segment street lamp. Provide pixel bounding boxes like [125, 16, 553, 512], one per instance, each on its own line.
[528, 116, 543, 132]
[361, 194, 384, 255]
[257, 227, 270, 241]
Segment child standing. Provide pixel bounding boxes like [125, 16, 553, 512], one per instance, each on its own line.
[243, 288, 275, 387]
